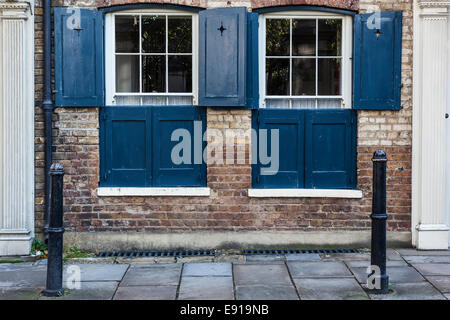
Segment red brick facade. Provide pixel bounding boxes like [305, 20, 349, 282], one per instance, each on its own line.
[34, 0, 413, 246]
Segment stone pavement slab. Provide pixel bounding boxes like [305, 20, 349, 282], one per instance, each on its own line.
[425, 276, 450, 293]
[445, 293, 450, 299]
[114, 285, 177, 300]
[288, 261, 352, 278]
[178, 276, 233, 300]
[351, 266, 425, 284]
[345, 260, 407, 268]
[183, 262, 232, 277]
[0, 265, 46, 287]
[412, 263, 450, 276]
[386, 249, 404, 261]
[0, 287, 42, 300]
[286, 254, 321, 261]
[121, 264, 181, 286]
[396, 249, 450, 256]
[294, 278, 369, 300]
[368, 282, 446, 300]
[63, 264, 129, 282]
[403, 256, 450, 264]
[245, 255, 285, 263]
[235, 285, 298, 300]
[40, 281, 119, 300]
[234, 264, 292, 286]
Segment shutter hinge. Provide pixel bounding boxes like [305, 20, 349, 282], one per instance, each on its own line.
[101, 112, 107, 121]
[398, 83, 403, 89]
[256, 175, 260, 184]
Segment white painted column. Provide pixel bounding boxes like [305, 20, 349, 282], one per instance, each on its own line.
[0, 1, 34, 256]
[412, 0, 450, 249]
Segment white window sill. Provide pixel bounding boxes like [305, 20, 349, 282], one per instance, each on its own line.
[97, 187, 211, 197]
[248, 188, 363, 199]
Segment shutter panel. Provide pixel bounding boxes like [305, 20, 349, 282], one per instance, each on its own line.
[152, 107, 206, 187]
[353, 11, 402, 110]
[246, 12, 259, 108]
[305, 110, 356, 189]
[54, 8, 104, 107]
[100, 107, 151, 187]
[198, 7, 247, 107]
[253, 109, 304, 188]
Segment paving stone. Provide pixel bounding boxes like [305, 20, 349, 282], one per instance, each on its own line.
[368, 282, 446, 300]
[286, 254, 321, 261]
[0, 265, 46, 287]
[386, 249, 403, 261]
[294, 278, 369, 300]
[351, 266, 425, 284]
[63, 264, 129, 282]
[39, 281, 118, 300]
[425, 276, 450, 293]
[236, 285, 298, 300]
[214, 254, 245, 263]
[403, 256, 450, 264]
[114, 286, 177, 300]
[0, 287, 42, 300]
[245, 255, 284, 263]
[445, 293, 450, 300]
[121, 264, 181, 286]
[178, 276, 233, 300]
[321, 253, 371, 262]
[396, 249, 450, 256]
[183, 262, 232, 277]
[412, 263, 450, 276]
[345, 260, 407, 268]
[234, 264, 292, 286]
[288, 261, 352, 278]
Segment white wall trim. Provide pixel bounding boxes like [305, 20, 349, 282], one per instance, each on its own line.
[248, 188, 363, 198]
[97, 187, 211, 197]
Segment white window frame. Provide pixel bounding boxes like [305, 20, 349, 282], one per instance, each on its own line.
[258, 11, 353, 109]
[105, 9, 199, 106]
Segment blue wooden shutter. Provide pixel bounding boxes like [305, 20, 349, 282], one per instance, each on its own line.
[246, 12, 259, 108]
[305, 110, 356, 189]
[54, 8, 104, 107]
[353, 11, 402, 110]
[100, 107, 151, 187]
[252, 109, 305, 188]
[199, 7, 247, 107]
[152, 107, 206, 187]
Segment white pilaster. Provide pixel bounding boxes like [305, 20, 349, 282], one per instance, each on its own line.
[0, 1, 34, 256]
[412, 0, 450, 249]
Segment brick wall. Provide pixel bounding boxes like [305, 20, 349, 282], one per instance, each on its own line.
[34, 0, 413, 242]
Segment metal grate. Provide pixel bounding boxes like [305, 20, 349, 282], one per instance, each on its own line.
[242, 248, 359, 255]
[98, 249, 215, 258]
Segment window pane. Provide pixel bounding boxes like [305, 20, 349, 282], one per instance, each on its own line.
[265, 99, 289, 108]
[318, 19, 342, 56]
[142, 96, 166, 105]
[115, 15, 139, 53]
[168, 96, 193, 105]
[115, 96, 141, 105]
[266, 58, 289, 95]
[317, 99, 342, 108]
[142, 56, 166, 92]
[292, 58, 315, 95]
[168, 55, 192, 92]
[142, 16, 166, 53]
[318, 58, 341, 95]
[116, 55, 139, 92]
[292, 19, 316, 56]
[266, 19, 290, 56]
[292, 99, 316, 109]
[168, 16, 192, 53]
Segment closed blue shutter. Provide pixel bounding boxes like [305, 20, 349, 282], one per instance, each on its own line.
[152, 107, 206, 187]
[353, 11, 402, 110]
[305, 110, 356, 189]
[246, 12, 259, 108]
[199, 7, 247, 107]
[54, 8, 104, 107]
[253, 109, 304, 188]
[100, 107, 151, 187]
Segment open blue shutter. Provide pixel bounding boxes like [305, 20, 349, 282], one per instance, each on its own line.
[199, 7, 247, 107]
[152, 107, 206, 187]
[353, 11, 402, 110]
[100, 107, 151, 187]
[246, 12, 259, 108]
[253, 110, 304, 188]
[54, 8, 104, 107]
[305, 110, 356, 189]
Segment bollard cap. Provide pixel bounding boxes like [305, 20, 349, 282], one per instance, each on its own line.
[372, 149, 387, 162]
[49, 163, 65, 175]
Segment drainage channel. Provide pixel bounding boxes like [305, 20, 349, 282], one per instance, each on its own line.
[98, 249, 216, 258]
[243, 248, 359, 255]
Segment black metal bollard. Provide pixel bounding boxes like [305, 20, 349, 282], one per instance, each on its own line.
[369, 150, 389, 294]
[43, 163, 65, 297]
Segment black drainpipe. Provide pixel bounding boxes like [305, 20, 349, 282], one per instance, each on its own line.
[42, 0, 53, 242]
